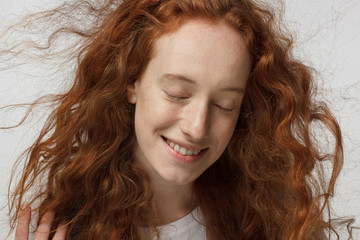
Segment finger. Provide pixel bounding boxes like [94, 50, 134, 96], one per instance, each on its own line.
[52, 221, 68, 240]
[35, 211, 55, 240]
[15, 205, 31, 240]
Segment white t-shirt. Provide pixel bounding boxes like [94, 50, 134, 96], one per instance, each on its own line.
[157, 208, 206, 240]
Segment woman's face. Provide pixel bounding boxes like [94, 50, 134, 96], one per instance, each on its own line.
[127, 19, 252, 186]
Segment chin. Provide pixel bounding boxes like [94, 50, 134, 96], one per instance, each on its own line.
[159, 170, 199, 186]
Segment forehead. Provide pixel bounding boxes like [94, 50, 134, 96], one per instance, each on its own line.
[147, 19, 252, 88]
[155, 18, 247, 60]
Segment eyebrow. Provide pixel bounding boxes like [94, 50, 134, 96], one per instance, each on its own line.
[160, 73, 196, 85]
[160, 73, 245, 94]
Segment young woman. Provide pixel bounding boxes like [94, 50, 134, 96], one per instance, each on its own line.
[4, 0, 348, 239]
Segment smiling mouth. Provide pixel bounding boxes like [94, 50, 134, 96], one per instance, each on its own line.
[162, 137, 206, 156]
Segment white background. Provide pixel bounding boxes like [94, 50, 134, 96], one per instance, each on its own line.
[0, 0, 359, 239]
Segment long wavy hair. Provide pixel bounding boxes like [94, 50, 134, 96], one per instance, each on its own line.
[4, 0, 348, 239]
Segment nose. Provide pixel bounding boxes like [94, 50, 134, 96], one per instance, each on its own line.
[180, 102, 210, 140]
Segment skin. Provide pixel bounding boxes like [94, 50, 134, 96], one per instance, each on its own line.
[15, 18, 252, 238]
[127, 19, 252, 225]
[15, 207, 67, 240]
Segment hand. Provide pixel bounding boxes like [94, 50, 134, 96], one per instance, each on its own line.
[15, 206, 68, 240]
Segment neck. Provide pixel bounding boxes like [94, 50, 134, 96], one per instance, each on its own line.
[148, 174, 196, 226]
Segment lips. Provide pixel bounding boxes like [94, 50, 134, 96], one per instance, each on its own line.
[162, 136, 207, 161]
[165, 138, 201, 156]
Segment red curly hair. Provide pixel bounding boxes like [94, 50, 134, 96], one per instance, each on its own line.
[5, 0, 346, 239]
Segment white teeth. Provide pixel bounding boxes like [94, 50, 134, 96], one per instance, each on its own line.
[174, 144, 180, 152]
[166, 139, 202, 156]
[179, 147, 187, 155]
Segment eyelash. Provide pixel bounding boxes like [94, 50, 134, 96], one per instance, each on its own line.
[214, 104, 234, 113]
[166, 92, 188, 101]
[165, 91, 234, 113]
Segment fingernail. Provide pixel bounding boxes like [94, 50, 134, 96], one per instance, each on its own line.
[20, 204, 30, 214]
[21, 204, 29, 209]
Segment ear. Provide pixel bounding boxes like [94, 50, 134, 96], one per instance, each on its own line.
[126, 83, 137, 104]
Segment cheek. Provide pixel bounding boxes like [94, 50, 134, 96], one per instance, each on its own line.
[136, 92, 180, 128]
[214, 116, 238, 148]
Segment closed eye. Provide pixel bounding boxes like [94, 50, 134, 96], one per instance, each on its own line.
[214, 104, 235, 113]
[164, 91, 189, 101]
